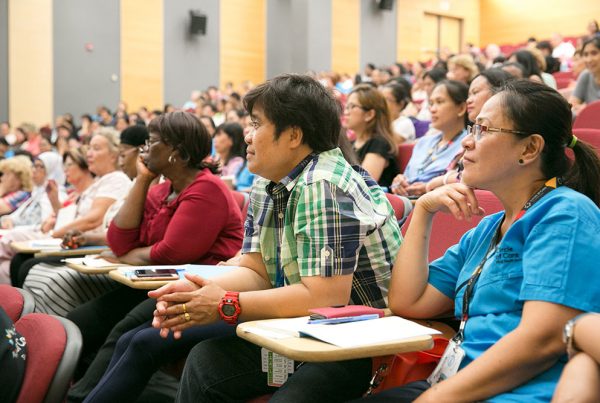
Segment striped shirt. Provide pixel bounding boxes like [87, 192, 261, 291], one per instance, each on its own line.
[242, 147, 401, 308]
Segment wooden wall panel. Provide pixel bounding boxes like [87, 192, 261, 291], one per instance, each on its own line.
[397, 0, 479, 63]
[8, 0, 53, 126]
[440, 17, 461, 55]
[481, 0, 600, 46]
[220, 0, 266, 89]
[121, 0, 163, 111]
[331, 0, 360, 76]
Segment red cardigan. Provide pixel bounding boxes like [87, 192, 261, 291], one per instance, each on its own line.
[107, 169, 243, 265]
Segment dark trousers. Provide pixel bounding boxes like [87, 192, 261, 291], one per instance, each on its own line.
[66, 286, 149, 380]
[347, 380, 430, 402]
[67, 298, 156, 402]
[85, 320, 236, 403]
[10, 254, 64, 287]
[176, 336, 373, 403]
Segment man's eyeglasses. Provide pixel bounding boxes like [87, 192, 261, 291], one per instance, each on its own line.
[467, 124, 530, 142]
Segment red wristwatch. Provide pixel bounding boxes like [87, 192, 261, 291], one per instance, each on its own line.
[218, 291, 241, 325]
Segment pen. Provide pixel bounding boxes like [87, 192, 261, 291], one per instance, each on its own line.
[307, 314, 380, 325]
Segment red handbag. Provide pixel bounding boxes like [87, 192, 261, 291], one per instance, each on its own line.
[366, 336, 449, 395]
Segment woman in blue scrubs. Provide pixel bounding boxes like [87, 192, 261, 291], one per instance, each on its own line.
[362, 80, 600, 402]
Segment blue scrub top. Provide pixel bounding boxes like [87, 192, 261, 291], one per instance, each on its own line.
[403, 129, 467, 184]
[429, 186, 600, 402]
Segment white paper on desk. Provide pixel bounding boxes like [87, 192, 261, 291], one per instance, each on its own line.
[298, 316, 441, 348]
[244, 316, 441, 348]
[28, 238, 63, 249]
[66, 256, 124, 268]
[245, 317, 307, 339]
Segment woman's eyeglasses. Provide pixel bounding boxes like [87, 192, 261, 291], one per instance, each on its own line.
[467, 124, 530, 142]
[344, 103, 368, 112]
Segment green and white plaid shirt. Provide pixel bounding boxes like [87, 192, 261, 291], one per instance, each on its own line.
[242, 147, 401, 308]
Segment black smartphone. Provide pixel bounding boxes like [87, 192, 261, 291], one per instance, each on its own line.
[132, 268, 179, 281]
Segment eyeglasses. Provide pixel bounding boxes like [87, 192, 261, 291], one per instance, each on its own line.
[344, 103, 368, 112]
[467, 124, 530, 142]
[144, 138, 161, 149]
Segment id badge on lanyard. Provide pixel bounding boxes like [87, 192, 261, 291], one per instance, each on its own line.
[428, 177, 559, 386]
[428, 224, 500, 385]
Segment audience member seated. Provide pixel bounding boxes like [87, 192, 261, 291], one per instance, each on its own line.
[19, 123, 42, 157]
[345, 84, 400, 187]
[558, 50, 586, 98]
[0, 151, 66, 231]
[213, 122, 247, 185]
[117, 125, 149, 180]
[0, 305, 27, 403]
[142, 74, 401, 403]
[426, 69, 513, 191]
[356, 80, 600, 402]
[502, 61, 527, 79]
[416, 68, 447, 121]
[553, 313, 600, 402]
[0, 156, 33, 218]
[20, 127, 148, 316]
[381, 82, 416, 143]
[509, 50, 544, 83]
[529, 47, 558, 89]
[7, 130, 131, 287]
[391, 80, 468, 197]
[64, 111, 243, 389]
[570, 37, 600, 116]
[446, 54, 479, 85]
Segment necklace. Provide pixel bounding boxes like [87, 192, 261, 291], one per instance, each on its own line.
[418, 129, 463, 173]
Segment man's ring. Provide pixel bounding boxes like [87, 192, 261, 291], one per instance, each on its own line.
[182, 303, 187, 314]
[184, 312, 191, 322]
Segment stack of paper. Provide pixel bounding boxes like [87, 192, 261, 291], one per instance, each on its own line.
[245, 316, 441, 348]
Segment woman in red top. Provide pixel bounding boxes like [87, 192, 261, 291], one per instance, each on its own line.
[106, 111, 242, 265]
[66, 112, 243, 386]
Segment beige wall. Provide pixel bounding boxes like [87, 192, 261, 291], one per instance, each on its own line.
[9, 0, 53, 127]
[220, 0, 266, 89]
[121, 0, 164, 111]
[397, 0, 480, 63]
[481, 0, 600, 46]
[331, 0, 360, 76]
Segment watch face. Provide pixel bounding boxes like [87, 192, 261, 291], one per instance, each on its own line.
[222, 304, 236, 317]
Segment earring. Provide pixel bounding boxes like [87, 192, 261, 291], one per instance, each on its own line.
[518, 158, 524, 165]
[168, 155, 176, 164]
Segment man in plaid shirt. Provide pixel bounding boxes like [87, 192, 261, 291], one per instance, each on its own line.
[151, 74, 401, 402]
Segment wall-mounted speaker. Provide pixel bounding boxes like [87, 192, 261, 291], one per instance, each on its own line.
[189, 10, 207, 35]
[377, 0, 394, 11]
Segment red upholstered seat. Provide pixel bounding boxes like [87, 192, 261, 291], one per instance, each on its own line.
[385, 193, 410, 222]
[402, 190, 503, 262]
[396, 143, 415, 173]
[573, 128, 600, 156]
[15, 313, 82, 403]
[0, 284, 25, 322]
[573, 100, 600, 130]
[0, 285, 35, 322]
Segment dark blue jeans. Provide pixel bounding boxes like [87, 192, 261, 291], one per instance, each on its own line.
[84, 320, 236, 403]
[176, 335, 373, 403]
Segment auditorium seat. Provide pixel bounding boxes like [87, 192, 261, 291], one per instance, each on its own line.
[402, 190, 503, 262]
[0, 284, 35, 322]
[396, 143, 415, 173]
[573, 100, 600, 130]
[15, 313, 82, 403]
[573, 128, 600, 156]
